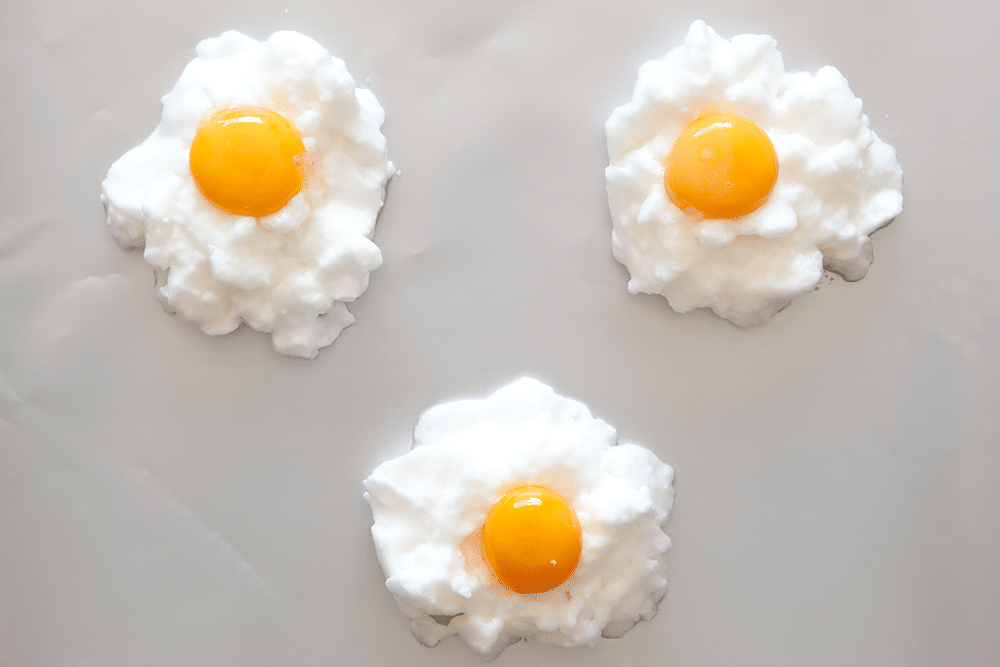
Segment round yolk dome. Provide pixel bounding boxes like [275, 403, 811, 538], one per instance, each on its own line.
[481, 485, 582, 595]
[665, 113, 778, 219]
[189, 106, 305, 218]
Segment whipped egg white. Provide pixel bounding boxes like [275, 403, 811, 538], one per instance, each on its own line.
[606, 20, 903, 326]
[364, 378, 674, 656]
[102, 30, 393, 358]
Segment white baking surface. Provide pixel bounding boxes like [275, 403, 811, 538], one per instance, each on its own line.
[1, 2, 998, 666]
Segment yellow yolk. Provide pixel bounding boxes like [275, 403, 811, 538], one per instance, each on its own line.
[189, 107, 305, 218]
[481, 485, 582, 595]
[665, 113, 778, 219]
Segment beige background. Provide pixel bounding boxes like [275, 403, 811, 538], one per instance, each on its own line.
[2, 1, 998, 665]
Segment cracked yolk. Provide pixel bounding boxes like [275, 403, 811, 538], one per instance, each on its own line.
[189, 107, 305, 218]
[481, 486, 582, 594]
[665, 113, 778, 219]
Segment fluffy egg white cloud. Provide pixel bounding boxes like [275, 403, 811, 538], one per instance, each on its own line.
[606, 20, 903, 326]
[364, 378, 674, 657]
[102, 31, 393, 358]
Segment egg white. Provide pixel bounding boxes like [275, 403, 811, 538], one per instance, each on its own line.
[364, 377, 674, 657]
[606, 20, 903, 326]
[102, 30, 393, 358]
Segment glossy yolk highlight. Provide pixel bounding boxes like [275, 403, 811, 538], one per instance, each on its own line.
[481, 485, 582, 594]
[189, 107, 305, 218]
[665, 113, 778, 219]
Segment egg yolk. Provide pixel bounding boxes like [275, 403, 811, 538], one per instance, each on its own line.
[481, 485, 582, 594]
[189, 107, 305, 218]
[665, 113, 778, 219]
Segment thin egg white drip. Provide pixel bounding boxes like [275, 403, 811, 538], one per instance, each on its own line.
[220, 116, 264, 125]
[693, 120, 732, 137]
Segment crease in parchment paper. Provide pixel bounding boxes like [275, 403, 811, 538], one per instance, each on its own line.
[3, 414, 296, 667]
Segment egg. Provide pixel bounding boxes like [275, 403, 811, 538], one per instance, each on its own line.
[101, 31, 394, 359]
[363, 378, 675, 657]
[606, 20, 903, 326]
